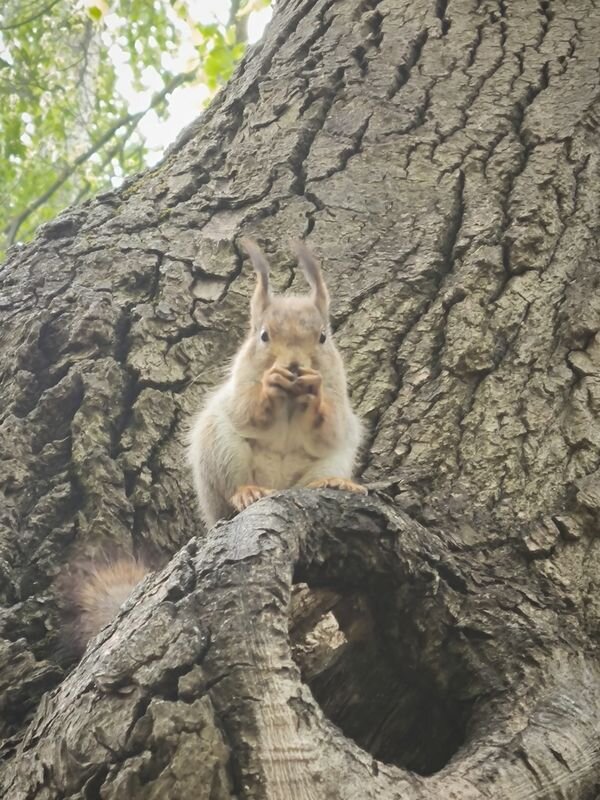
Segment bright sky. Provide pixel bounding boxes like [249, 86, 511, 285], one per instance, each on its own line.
[103, 0, 272, 167]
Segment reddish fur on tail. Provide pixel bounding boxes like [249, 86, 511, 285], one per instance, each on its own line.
[59, 556, 152, 654]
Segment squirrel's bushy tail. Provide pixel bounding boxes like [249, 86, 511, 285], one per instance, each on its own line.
[60, 556, 152, 654]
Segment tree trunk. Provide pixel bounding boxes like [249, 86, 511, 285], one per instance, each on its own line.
[1, 0, 599, 797]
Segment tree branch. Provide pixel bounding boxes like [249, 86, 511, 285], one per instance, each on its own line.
[71, 118, 138, 206]
[0, 0, 63, 31]
[1, 491, 598, 799]
[229, 0, 249, 44]
[3, 68, 196, 246]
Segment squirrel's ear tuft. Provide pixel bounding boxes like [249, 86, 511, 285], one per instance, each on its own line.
[292, 240, 330, 319]
[240, 237, 271, 328]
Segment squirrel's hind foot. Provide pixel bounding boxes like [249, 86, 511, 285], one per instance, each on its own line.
[230, 484, 272, 513]
[307, 477, 367, 494]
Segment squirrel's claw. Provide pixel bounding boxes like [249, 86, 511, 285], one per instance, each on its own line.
[230, 484, 272, 513]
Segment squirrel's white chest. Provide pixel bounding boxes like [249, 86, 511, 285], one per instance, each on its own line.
[249, 412, 316, 489]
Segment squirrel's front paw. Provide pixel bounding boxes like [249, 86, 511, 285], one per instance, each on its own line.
[293, 367, 323, 411]
[262, 365, 296, 398]
[307, 477, 368, 495]
[230, 484, 272, 513]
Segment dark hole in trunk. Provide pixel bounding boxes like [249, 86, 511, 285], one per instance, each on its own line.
[289, 581, 475, 775]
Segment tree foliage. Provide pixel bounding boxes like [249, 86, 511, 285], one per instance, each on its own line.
[0, 0, 270, 258]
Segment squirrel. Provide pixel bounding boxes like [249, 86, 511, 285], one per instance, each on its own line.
[61, 238, 365, 652]
[187, 237, 366, 528]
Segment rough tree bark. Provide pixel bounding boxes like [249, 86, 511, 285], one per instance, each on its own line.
[0, 0, 599, 797]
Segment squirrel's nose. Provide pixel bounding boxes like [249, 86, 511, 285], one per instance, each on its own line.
[288, 361, 300, 377]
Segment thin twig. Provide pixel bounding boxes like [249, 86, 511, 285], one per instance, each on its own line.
[71, 118, 138, 205]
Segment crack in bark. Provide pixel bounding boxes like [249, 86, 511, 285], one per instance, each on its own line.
[386, 29, 428, 101]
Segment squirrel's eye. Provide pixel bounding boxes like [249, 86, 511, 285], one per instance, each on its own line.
[260, 329, 269, 342]
[319, 331, 327, 344]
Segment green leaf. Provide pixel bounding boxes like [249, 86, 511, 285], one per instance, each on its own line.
[238, 0, 271, 16]
[87, 6, 103, 21]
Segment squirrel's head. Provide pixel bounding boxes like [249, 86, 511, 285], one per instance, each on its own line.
[240, 238, 338, 377]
